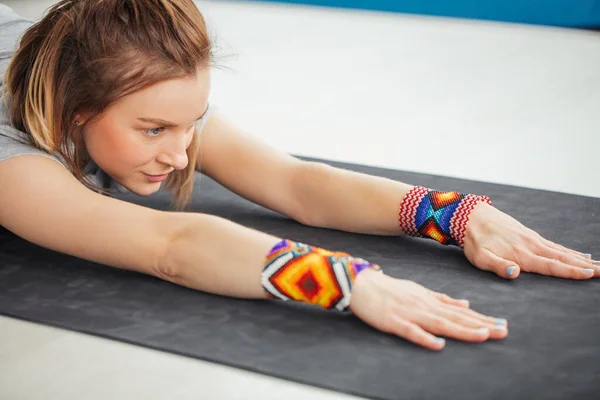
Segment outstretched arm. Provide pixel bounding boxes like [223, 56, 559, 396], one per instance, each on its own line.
[0, 154, 507, 351]
[192, 110, 596, 280]
[194, 108, 410, 235]
[291, 161, 599, 280]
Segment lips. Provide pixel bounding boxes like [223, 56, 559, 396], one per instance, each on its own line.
[144, 172, 171, 182]
[146, 173, 171, 177]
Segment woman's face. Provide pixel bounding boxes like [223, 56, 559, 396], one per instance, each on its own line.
[81, 68, 211, 196]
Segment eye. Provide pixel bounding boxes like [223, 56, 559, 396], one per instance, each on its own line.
[145, 127, 165, 137]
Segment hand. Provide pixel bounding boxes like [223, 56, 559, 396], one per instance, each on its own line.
[350, 269, 508, 350]
[463, 202, 599, 279]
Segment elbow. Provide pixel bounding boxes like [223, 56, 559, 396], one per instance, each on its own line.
[152, 211, 192, 282]
[292, 197, 314, 227]
[153, 212, 222, 285]
[292, 161, 331, 227]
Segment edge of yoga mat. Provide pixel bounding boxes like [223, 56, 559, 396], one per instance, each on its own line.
[0, 266, 377, 399]
[1, 154, 599, 400]
[1, 311, 359, 398]
[239, 0, 600, 28]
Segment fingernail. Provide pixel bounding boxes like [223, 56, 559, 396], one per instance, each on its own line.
[592, 261, 600, 265]
[476, 328, 489, 334]
[459, 299, 470, 304]
[581, 253, 592, 259]
[434, 337, 445, 344]
[583, 269, 595, 274]
[506, 266, 518, 276]
[495, 318, 507, 326]
[494, 325, 507, 331]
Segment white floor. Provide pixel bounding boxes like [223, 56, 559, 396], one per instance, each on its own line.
[1, 0, 599, 399]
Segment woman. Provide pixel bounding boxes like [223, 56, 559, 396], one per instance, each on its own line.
[0, 0, 597, 352]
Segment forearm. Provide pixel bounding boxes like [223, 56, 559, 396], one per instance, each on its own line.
[294, 161, 492, 248]
[155, 210, 382, 311]
[157, 212, 281, 299]
[294, 161, 414, 236]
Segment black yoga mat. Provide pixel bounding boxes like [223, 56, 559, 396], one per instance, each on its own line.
[1, 155, 599, 400]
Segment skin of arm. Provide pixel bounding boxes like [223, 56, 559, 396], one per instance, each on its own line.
[190, 109, 598, 282]
[0, 155, 282, 299]
[0, 124, 511, 350]
[194, 109, 414, 237]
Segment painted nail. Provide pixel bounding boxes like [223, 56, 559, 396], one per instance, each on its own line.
[476, 328, 489, 334]
[581, 253, 592, 259]
[592, 261, 600, 265]
[434, 337, 445, 344]
[583, 269, 595, 274]
[494, 325, 507, 331]
[495, 318, 507, 326]
[506, 266, 518, 276]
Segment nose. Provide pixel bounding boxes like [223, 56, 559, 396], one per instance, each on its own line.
[156, 132, 189, 171]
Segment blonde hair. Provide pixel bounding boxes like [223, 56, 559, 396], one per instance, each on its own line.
[3, 0, 214, 210]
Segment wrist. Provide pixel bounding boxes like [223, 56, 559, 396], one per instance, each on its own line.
[398, 186, 492, 248]
[462, 201, 497, 248]
[260, 239, 381, 311]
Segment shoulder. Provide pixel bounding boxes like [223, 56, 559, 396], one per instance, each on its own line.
[0, 100, 67, 168]
[0, 127, 66, 168]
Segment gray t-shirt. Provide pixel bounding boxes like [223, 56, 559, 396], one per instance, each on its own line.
[0, 6, 61, 165]
[0, 4, 127, 193]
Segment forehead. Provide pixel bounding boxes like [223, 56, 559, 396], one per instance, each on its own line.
[107, 68, 211, 120]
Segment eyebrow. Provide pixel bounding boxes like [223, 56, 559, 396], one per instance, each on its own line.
[137, 103, 210, 127]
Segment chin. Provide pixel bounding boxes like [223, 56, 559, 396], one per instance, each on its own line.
[128, 183, 162, 196]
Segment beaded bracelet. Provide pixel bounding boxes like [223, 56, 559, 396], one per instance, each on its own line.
[398, 186, 492, 248]
[261, 239, 381, 311]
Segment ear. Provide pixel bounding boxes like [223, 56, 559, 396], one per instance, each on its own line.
[73, 112, 94, 126]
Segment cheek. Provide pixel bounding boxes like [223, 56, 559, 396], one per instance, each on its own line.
[86, 121, 153, 167]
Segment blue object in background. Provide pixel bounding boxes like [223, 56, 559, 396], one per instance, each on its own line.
[242, 0, 600, 28]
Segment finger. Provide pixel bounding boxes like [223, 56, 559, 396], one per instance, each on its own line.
[521, 252, 596, 280]
[430, 291, 470, 308]
[444, 304, 506, 327]
[536, 236, 594, 262]
[437, 307, 508, 340]
[477, 247, 521, 279]
[550, 243, 600, 267]
[414, 312, 491, 343]
[533, 242, 600, 277]
[387, 315, 446, 351]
